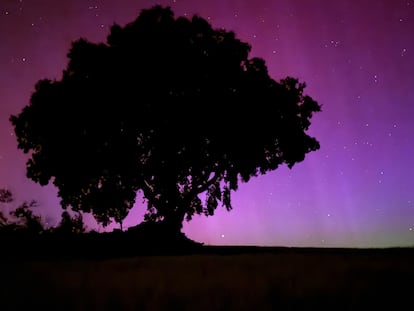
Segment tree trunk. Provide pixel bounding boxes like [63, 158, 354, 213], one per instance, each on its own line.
[162, 207, 185, 235]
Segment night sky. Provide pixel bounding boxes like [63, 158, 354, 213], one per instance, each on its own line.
[1, 0, 413, 248]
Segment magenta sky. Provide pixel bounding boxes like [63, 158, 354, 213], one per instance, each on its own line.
[1, 0, 413, 248]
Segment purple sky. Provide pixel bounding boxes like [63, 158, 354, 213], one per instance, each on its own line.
[1, 0, 413, 248]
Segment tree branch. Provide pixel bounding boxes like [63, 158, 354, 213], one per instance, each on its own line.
[192, 172, 220, 196]
[140, 178, 157, 204]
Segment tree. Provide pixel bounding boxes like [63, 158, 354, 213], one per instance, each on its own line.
[0, 211, 8, 228]
[0, 188, 13, 230]
[0, 188, 44, 234]
[54, 211, 86, 235]
[10, 200, 45, 234]
[0, 188, 13, 204]
[10, 5, 321, 233]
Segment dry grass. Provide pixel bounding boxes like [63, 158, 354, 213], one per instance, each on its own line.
[1, 248, 414, 310]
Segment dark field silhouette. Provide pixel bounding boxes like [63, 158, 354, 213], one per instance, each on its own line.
[1, 246, 413, 310]
[1, 190, 413, 310]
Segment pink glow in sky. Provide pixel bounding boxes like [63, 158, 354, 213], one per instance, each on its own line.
[1, 0, 413, 247]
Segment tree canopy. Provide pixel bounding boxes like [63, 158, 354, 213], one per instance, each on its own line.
[10, 5, 321, 231]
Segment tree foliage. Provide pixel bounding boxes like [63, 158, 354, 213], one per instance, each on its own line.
[10, 6, 321, 231]
[0, 188, 13, 204]
[0, 188, 89, 236]
[0, 189, 13, 228]
[54, 211, 86, 235]
[10, 200, 45, 234]
[0, 211, 8, 227]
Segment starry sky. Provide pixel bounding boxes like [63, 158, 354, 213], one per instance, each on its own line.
[1, 0, 413, 248]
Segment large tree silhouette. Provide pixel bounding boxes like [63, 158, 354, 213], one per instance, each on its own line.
[10, 6, 321, 233]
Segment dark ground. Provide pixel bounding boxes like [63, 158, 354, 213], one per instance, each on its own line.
[1, 229, 414, 310]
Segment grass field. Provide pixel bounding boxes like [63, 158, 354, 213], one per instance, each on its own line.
[1, 247, 414, 310]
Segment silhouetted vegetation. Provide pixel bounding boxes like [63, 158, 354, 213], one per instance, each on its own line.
[11, 201, 45, 233]
[0, 188, 13, 203]
[0, 188, 201, 260]
[10, 5, 321, 234]
[0, 188, 45, 234]
[53, 210, 86, 235]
